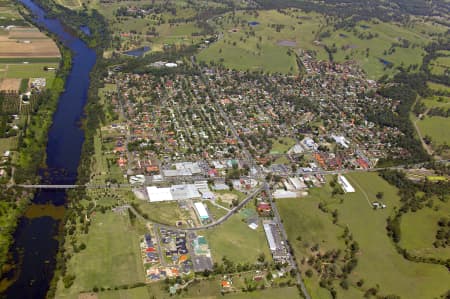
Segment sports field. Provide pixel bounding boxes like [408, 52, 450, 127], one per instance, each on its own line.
[55, 212, 145, 299]
[278, 172, 450, 299]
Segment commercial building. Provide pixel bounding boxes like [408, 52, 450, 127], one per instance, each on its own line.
[263, 220, 289, 261]
[146, 186, 173, 202]
[194, 202, 209, 221]
[338, 175, 355, 193]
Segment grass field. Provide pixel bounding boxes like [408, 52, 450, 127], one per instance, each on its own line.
[422, 95, 450, 108]
[427, 81, 450, 93]
[133, 200, 191, 226]
[400, 203, 450, 260]
[198, 9, 327, 73]
[55, 212, 145, 299]
[278, 172, 450, 299]
[320, 20, 437, 79]
[270, 137, 296, 154]
[417, 116, 450, 145]
[0, 63, 58, 87]
[143, 277, 301, 299]
[202, 211, 271, 264]
[430, 55, 450, 76]
[0, 136, 18, 153]
[98, 286, 149, 299]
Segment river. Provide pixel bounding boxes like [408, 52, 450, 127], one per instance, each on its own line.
[2, 0, 96, 297]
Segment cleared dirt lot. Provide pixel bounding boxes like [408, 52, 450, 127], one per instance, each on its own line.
[0, 27, 60, 58]
[0, 77, 21, 91]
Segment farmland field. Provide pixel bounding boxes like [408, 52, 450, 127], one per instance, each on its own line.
[0, 27, 60, 58]
[278, 172, 450, 299]
[55, 212, 145, 299]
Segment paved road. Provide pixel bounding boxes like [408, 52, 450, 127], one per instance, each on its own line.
[265, 182, 311, 299]
[126, 185, 264, 232]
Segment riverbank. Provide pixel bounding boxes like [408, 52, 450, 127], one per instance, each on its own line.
[0, 0, 98, 296]
[0, 18, 71, 284]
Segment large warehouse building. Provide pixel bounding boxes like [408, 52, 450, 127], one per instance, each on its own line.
[194, 202, 209, 222]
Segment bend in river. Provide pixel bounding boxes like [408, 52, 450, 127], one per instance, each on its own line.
[3, 0, 96, 297]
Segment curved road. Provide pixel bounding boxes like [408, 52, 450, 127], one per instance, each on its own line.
[126, 184, 264, 231]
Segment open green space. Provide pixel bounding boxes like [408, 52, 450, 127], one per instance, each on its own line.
[0, 63, 59, 86]
[198, 9, 327, 73]
[279, 172, 450, 298]
[202, 212, 271, 264]
[98, 286, 149, 299]
[55, 211, 145, 299]
[417, 116, 450, 145]
[0, 136, 17, 153]
[270, 137, 296, 154]
[143, 276, 300, 299]
[133, 200, 190, 226]
[421, 95, 450, 108]
[427, 81, 450, 93]
[320, 20, 437, 79]
[400, 203, 450, 260]
[430, 56, 450, 76]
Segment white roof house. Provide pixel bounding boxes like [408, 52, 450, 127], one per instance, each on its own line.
[338, 175, 355, 193]
[332, 135, 350, 149]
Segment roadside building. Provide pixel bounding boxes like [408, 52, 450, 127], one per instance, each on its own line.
[146, 186, 173, 202]
[338, 175, 355, 193]
[194, 202, 209, 222]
